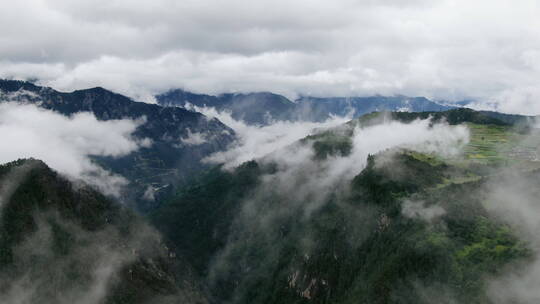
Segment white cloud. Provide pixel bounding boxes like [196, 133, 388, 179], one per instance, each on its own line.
[200, 106, 469, 209]
[0, 103, 147, 196]
[0, 0, 539, 113]
[481, 172, 540, 303]
[180, 128, 208, 146]
[0, 211, 167, 304]
[467, 86, 540, 116]
[255, 118, 469, 215]
[195, 106, 350, 168]
[208, 117, 470, 290]
[402, 200, 446, 222]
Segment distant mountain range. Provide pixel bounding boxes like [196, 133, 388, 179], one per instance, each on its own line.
[0, 80, 235, 211]
[156, 90, 297, 125]
[157, 89, 458, 125]
[295, 95, 455, 120]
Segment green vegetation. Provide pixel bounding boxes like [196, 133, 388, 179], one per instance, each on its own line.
[351, 108, 515, 128]
[150, 161, 266, 273]
[0, 159, 204, 304]
[3, 108, 537, 304]
[303, 130, 354, 159]
[464, 123, 516, 164]
[152, 145, 532, 303]
[348, 109, 539, 169]
[463, 123, 540, 170]
[146, 108, 540, 303]
[148, 109, 540, 303]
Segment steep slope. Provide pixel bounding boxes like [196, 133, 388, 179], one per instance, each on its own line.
[219, 92, 297, 124]
[152, 152, 529, 304]
[0, 80, 235, 210]
[150, 109, 534, 304]
[0, 159, 208, 304]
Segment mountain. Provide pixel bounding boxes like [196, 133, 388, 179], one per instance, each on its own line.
[157, 90, 297, 125]
[150, 109, 536, 303]
[154, 89, 224, 109]
[156, 89, 456, 125]
[219, 92, 297, 124]
[0, 159, 208, 304]
[369, 107, 530, 126]
[295, 95, 456, 121]
[2, 106, 538, 303]
[0, 80, 235, 211]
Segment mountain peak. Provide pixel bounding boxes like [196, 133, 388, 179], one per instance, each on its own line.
[0, 81, 236, 211]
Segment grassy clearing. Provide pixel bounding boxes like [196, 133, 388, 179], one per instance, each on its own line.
[460, 123, 540, 168]
[412, 123, 540, 179]
[406, 150, 446, 166]
[463, 123, 516, 164]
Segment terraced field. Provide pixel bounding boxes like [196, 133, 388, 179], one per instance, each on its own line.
[464, 123, 540, 167]
[406, 122, 540, 188]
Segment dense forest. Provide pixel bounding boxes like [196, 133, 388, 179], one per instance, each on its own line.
[1, 99, 539, 303]
[150, 109, 537, 303]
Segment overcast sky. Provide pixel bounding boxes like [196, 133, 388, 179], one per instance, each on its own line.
[0, 0, 539, 114]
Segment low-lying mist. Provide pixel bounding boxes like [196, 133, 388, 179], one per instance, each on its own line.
[482, 171, 540, 303]
[0, 103, 150, 197]
[0, 160, 202, 304]
[201, 114, 471, 301]
[186, 104, 352, 168]
[181, 110, 540, 302]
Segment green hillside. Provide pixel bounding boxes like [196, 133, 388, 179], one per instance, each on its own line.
[0, 159, 207, 304]
[151, 109, 538, 304]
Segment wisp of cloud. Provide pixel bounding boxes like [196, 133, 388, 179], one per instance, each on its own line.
[0, 103, 149, 196]
[190, 104, 351, 169]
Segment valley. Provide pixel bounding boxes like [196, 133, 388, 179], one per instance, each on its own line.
[1, 81, 539, 304]
[2, 2, 538, 303]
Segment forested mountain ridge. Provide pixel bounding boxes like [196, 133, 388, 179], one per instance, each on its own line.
[150, 109, 538, 303]
[0, 159, 209, 303]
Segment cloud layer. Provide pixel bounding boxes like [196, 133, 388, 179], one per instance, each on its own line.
[197, 105, 350, 168]
[0, 103, 147, 196]
[0, 0, 539, 113]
